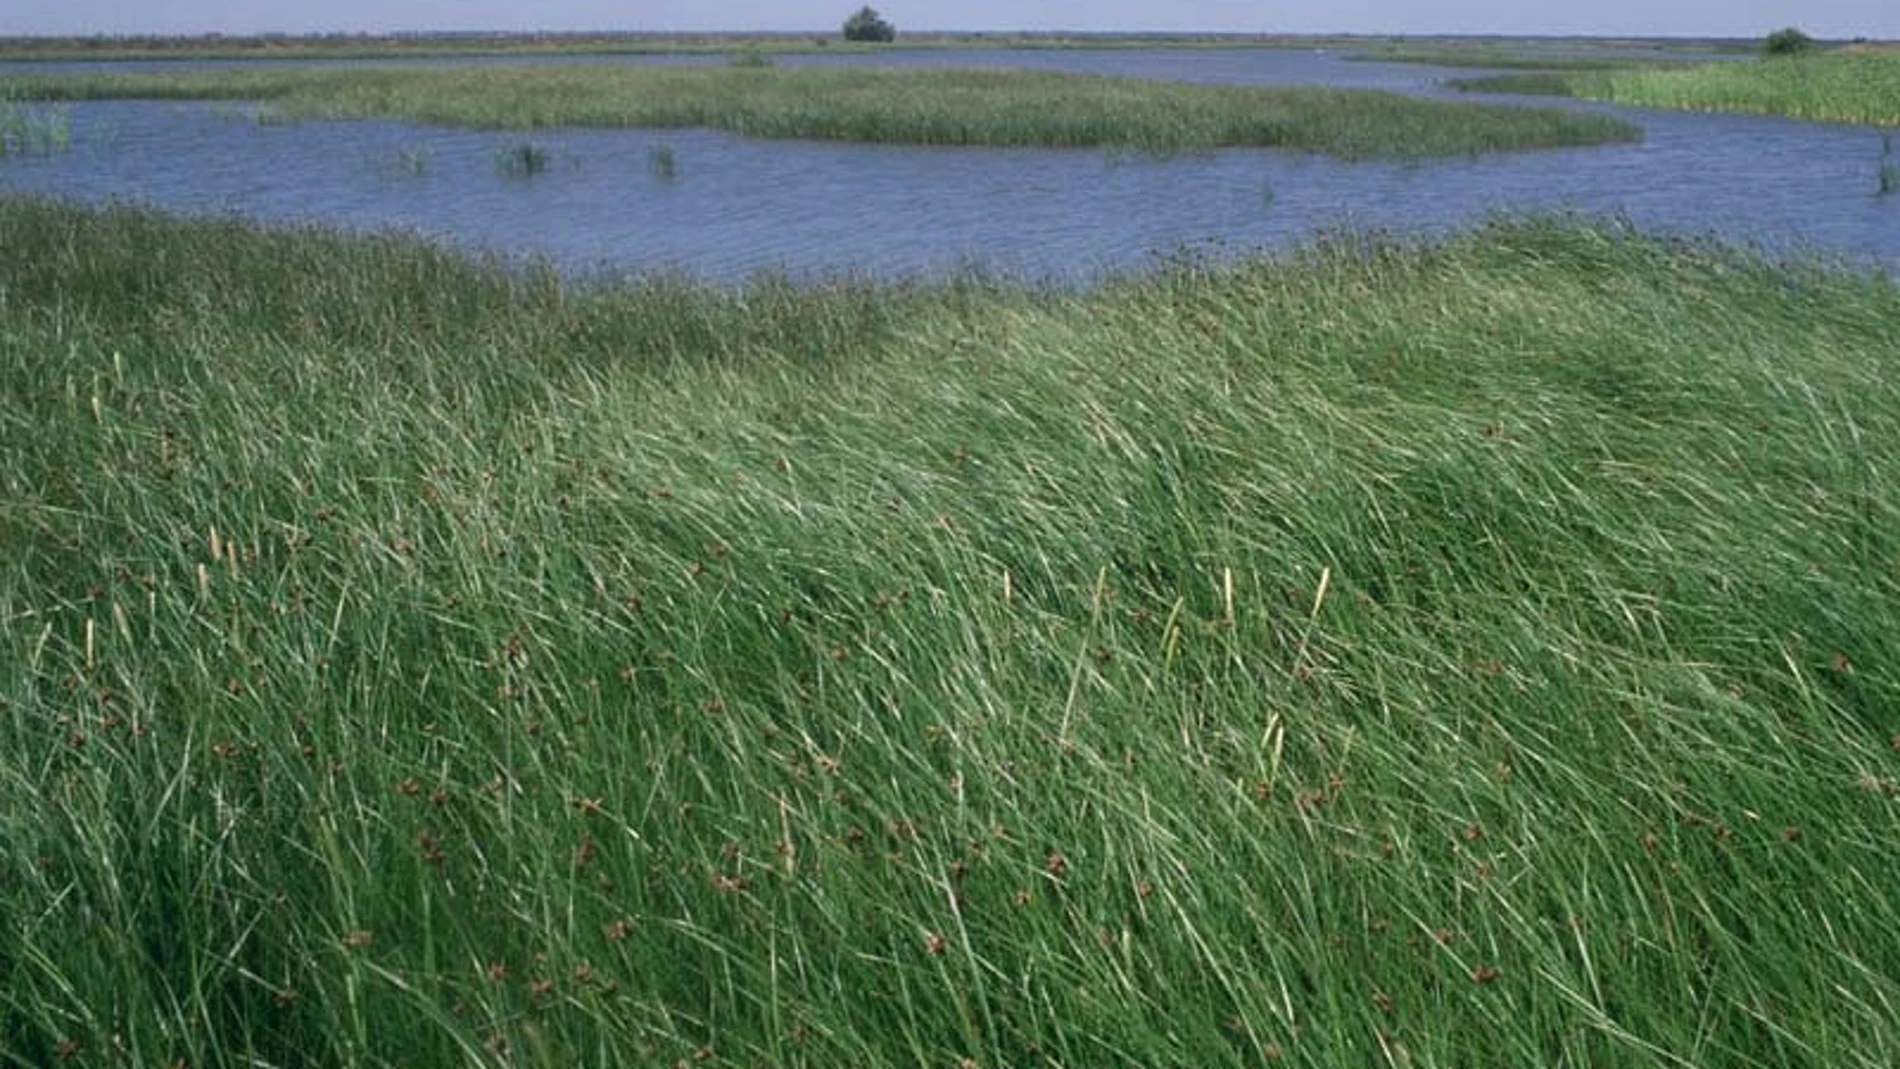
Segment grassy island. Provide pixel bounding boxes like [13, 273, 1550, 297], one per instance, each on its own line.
[1456, 52, 1900, 126]
[3, 196, 1899, 1068]
[0, 64, 1641, 157]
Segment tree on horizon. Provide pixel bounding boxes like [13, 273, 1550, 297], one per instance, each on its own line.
[842, 6, 896, 43]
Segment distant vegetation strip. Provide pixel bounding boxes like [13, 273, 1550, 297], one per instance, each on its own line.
[0, 64, 1640, 156]
[1340, 43, 1714, 71]
[1455, 53, 1900, 126]
[0, 32, 1769, 63]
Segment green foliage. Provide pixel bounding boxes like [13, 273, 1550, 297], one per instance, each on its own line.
[0, 100, 71, 156]
[728, 47, 774, 68]
[1763, 26, 1819, 56]
[842, 5, 896, 43]
[0, 64, 1640, 159]
[5, 197, 1900, 1068]
[1472, 52, 1900, 126]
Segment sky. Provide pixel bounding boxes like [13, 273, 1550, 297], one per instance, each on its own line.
[5, 1, 1898, 41]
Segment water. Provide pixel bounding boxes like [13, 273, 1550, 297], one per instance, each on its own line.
[2, 48, 1895, 281]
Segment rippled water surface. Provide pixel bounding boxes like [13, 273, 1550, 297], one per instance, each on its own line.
[3, 48, 1895, 280]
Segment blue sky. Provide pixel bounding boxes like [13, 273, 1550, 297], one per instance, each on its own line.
[7, 1, 1898, 40]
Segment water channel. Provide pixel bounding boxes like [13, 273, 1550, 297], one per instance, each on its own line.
[3, 48, 1895, 281]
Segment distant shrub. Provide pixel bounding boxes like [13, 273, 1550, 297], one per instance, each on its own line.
[1762, 27, 1817, 56]
[842, 6, 896, 44]
[729, 48, 774, 68]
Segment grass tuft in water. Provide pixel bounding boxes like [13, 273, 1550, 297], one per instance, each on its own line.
[0, 100, 71, 156]
[494, 140, 551, 178]
[648, 143, 678, 179]
[388, 144, 430, 177]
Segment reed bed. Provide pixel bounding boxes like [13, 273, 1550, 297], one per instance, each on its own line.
[0, 64, 1639, 157]
[1588, 53, 1900, 125]
[0, 100, 72, 155]
[3, 196, 1899, 1068]
[1459, 53, 1900, 126]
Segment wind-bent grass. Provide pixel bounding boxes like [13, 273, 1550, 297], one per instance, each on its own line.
[0, 64, 1640, 157]
[1459, 53, 1900, 126]
[4, 196, 1900, 1068]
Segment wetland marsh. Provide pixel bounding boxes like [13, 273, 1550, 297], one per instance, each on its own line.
[3, 36, 1900, 1069]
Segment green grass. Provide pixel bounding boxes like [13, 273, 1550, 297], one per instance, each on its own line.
[0, 100, 71, 156]
[4, 195, 1900, 1068]
[1458, 53, 1900, 126]
[0, 32, 1781, 65]
[0, 64, 1640, 158]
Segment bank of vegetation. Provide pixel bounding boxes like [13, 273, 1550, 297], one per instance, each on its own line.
[1456, 51, 1900, 126]
[0, 64, 1640, 157]
[4, 196, 1898, 1068]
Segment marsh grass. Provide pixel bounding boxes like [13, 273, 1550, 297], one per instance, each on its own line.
[3, 196, 1900, 1068]
[0, 64, 1641, 158]
[0, 32, 1751, 64]
[0, 100, 71, 155]
[1461, 53, 1900, 126]
[728, 47, 775, 68]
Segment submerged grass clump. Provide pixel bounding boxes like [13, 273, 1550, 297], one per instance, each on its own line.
[377, 143, 430, 177]
[0, 63, 1640, 158]
[1446, 72, 1577, 96]
[648, 143, 677, 179]
[3, 195, 1900, 1067]
[494, 140, 550, 177]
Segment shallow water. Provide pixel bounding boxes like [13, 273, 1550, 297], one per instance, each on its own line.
[2, 49, 1894, 281]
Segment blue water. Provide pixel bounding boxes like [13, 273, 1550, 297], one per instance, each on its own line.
[2, 49, 1895, 281]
